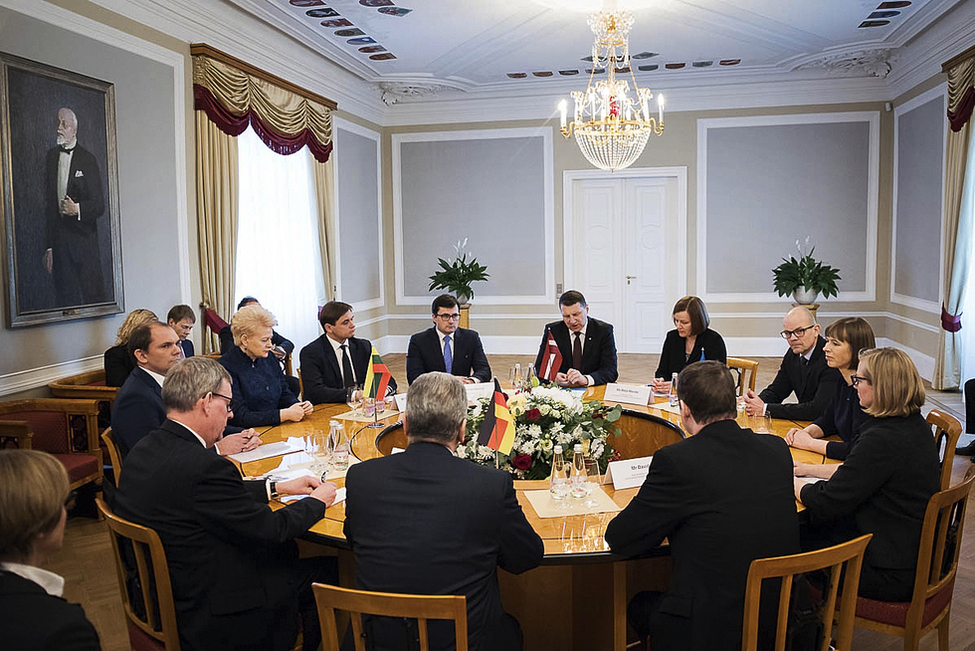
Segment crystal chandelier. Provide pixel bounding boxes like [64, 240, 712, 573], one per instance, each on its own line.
[559, 5, 664, 172]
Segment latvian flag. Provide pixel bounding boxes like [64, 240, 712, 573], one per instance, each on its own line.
[363, 346, 392, 399]
[539, 329, 563, 381]
[477, 379, 515, 455]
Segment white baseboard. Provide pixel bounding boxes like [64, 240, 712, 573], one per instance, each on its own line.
[0, 356, 103, 397]
[877, 337, 936, 382]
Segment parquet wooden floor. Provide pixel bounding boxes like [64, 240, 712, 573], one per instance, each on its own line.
[47, 353, 975, 650]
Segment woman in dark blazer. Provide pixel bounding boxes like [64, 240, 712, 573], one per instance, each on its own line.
[797, 347, 940, 600]
[651, 296, 726, 392]
[104, 308, 157, 387]
[788, 317, 875, 468]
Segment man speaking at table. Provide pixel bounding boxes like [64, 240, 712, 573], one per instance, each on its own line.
[534, 290, 618, 387]
[605, 361, 799, 651]
[115, 357, 337, 651]
[406, 294, 491, 384]
[344, 372, 543, 650]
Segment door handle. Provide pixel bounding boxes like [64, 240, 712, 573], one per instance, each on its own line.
[625, 275, 636, 285]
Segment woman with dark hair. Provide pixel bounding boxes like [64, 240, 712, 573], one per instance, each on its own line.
[651, 296, 726, 392]
[797, 348, 940, 600]
[104, 308, 157, 387]
[788, 317, 875, 469]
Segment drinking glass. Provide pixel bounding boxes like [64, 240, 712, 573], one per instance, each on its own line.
[347, 386, 363, 417]
[752, 413, 773, 434]
[582, 457, 601, 509]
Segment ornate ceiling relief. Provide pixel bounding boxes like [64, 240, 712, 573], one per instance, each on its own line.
[796, 48, 896, 78]
[378, 82, 451, 105]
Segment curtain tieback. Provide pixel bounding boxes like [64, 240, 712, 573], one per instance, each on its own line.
[941, 304, 963, 332]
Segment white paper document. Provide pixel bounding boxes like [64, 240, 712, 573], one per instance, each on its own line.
[281, 487, 347, 505]
[228, 439, 304, 464]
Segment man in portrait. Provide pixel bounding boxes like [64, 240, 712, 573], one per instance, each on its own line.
[43, 107, 106, 307]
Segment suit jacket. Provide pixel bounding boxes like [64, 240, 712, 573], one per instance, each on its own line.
[104, 343, 134, 387]
[115, 420, 327, 651]
[533, 317, 618, 386]
[605, 419, 799, 651]
[344, 441, 543, 651]
[654, 327, 727, 379]
[178, 338, 195, 358]
[406, 326, 491, 384]
[759, 336, 842, 420]
[0, 570, 101, 651]
[299, 335, 397, 404]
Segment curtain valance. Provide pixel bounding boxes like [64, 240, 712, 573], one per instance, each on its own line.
[946, 48, 975, 132]
[192, 49, 334, 162]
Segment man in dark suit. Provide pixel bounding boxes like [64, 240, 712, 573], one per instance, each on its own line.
[112, 321, 259, 459]
[533, 290, 618, 387]
[605, 361, 800, 651]
[407, 294, 491, 384]
[743, 306, 842, 420]
[43, 108, 106, 307]
[344, 372, 544, 651]
[167, 303, 197, 358]
[299, 300, 397, 404]
[115, 357, 338, 651]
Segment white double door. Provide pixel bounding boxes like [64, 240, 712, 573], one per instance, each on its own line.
[567, 172, 684, 353]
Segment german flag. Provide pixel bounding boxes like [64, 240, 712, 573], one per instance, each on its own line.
[477, 379, 515, 455]
[363, 346, 392, 399]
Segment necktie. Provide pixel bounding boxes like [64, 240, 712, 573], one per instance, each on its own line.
[443, 335, 453, 373]
[572, 332, 582, 369]
[341, 344, 355, 388]
[177, 341, 186, 359]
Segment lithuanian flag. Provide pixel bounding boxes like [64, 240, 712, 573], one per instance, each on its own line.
[477, 379, 515, 455]
[363, 346, 392, 399]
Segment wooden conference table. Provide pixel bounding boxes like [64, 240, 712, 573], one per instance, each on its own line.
[235, 385, 836, 651]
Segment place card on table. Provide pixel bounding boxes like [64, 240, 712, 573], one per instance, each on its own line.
[523, 486, 621, 518]
[603, 383, 652, 406]
[393, 393, 407, 412]
[228, 439, 304, 464]
[465, 382, 495, 403]
[603, 456, 653, 490]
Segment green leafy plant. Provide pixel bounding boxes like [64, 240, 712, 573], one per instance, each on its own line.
[428, 238, 490, 301]
[771, 240, 841, 299]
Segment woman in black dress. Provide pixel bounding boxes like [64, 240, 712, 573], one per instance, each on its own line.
[104, 307, 158, 387]
[651, 296, 726, 393]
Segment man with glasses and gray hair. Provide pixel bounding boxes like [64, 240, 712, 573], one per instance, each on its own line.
[115, 356, 337, 651]
[743, 306, 842, 420]
[406, 294, 492, 384]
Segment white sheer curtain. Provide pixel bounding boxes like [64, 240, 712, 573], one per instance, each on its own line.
[958, 140, 975, 380]
[235, 126, 325, 358]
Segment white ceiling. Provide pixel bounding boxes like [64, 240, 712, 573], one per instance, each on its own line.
[224, 0, 962, 100]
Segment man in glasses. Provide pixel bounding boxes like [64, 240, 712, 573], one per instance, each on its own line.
[743, 306, 841, 420]
[406, 294, 491, 384]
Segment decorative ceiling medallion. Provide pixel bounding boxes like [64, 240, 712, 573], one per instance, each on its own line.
[796, 48, 895, 78]
[378, 81, 449, 105]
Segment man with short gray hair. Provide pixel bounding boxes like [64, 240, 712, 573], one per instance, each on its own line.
[344, 372, 543, 650]
[116, 356, 337, 651]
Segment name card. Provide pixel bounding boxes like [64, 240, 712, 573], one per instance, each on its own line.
[603, 383, 652, 406]
[604, 456, 653, 490]
[393, 393, 408, 412]
[465, 382, 496, 403]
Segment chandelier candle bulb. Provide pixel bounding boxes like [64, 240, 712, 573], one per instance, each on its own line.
[559, 99, 567, 130]
[658, 94, 664, 123]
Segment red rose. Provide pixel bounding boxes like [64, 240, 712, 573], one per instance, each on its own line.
[525, 408, 541, 421]
[512, 454, 532, 470]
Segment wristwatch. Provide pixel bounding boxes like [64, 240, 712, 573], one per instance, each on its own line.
[269, 480, 279, 499]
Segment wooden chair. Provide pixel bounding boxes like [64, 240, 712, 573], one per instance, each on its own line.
[101, 427, 122, 486]
[853, 468, 975, 650]
[742, 534, 872, 651]
[96, 497, 180, 651]
[313, 583, 468, 651]
[727, 357, 759, 396]
[926, 410, 963, 490]
[376, 421, 408, 456]
[48, 368, 118, 430]
[612, 409, 684, 460]
[0, 398, 102, 492]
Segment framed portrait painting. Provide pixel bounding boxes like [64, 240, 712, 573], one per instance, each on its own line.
[0, 52, 123, 327]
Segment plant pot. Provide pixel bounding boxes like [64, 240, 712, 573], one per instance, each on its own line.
[792, 287, 819, 304]
[456, 292, 471, 306]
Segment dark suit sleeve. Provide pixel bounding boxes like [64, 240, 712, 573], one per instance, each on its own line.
[496, 474, 544, 574]
[272, 330, 295, 355]
[71, 149, 104, 224]
[468, 331, 492, 382]
[605, 449, 684, 557]
[299, 343, 346, 404]
[704, 330, 727, 364]
[765, 375, 837, 421]
[758, 356, 794, 405]
[588, 322, 619, 385]
[104, 346, 132, 387]
[406, 333, 427, 384]
[219, 327, 233, 355]
[112, 392, 155, 459]
[277, 364, 298, 408]
[655, 330, 680, 379]
[49, 607, 102, 651]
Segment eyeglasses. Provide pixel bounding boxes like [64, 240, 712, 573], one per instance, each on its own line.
[210, 391, 234, 413]
[780, 325, 815, 339]
[436, 313, 461, 321]
[851, 375, 872, 387]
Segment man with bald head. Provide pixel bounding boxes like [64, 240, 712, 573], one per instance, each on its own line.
[43, 107, 106, 306]
[743, 307, 841, 420]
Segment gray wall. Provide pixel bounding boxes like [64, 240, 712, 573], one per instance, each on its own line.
[0, 7, 181, 385]
[335, 124, 382, 305]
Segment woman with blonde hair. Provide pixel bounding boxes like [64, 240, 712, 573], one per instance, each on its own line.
[219, 304, 312, 427]
[0, 449, 101, 649]
[104, 308, 158, 386]
[796, 348, 940, 600]
[788, 317, 875, 467]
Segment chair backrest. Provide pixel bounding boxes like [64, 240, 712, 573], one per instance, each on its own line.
[101, 427, 123, 485]
[376, 421, 408, 456]
[926, 409, 963, 490]
[613, 409, 684, 460]
[313, 583, 468, 651]
[96, 497, 180, 651]
[742, 534, 872, 651]
[0, 398, 100, 456]
[727, 357, 759, 396]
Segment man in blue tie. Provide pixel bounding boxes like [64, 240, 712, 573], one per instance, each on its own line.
[406, 294, 492, 385]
